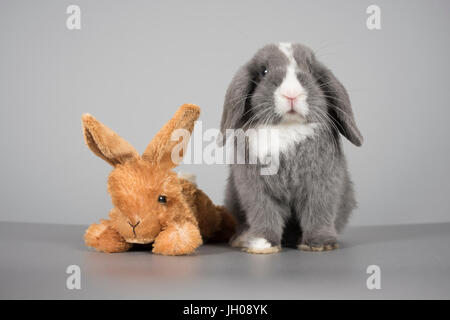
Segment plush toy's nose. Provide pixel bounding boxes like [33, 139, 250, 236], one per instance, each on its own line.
[127, 220, 141, 237]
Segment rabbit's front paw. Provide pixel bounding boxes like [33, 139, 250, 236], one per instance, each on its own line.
[298, 242, 339, 251]
[298, 226, 339, 252]
[298, 235, 339, 252]
[84, 222, 132, 253]
[230, 232, 249, 248]
[243, 238, 281, 254]
[152, 223, 202, 256]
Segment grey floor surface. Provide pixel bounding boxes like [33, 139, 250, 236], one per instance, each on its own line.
[0, 221, 449, 299]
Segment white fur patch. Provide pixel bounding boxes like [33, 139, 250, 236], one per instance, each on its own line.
[275, 43, 309, 117]
[248, 122, 318, 161]
[278, 42, 298, 68]
[247, 238, 272, 250]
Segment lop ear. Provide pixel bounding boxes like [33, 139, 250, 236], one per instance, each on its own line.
[312, 59, 363, 146]
[82, 114, 139, 166]
[219, 64, 253, 145]
[142, 104, 200, 169]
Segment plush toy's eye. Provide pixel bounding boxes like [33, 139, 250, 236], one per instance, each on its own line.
[158, 195, 167, 204]
[262, 67, 268, 76]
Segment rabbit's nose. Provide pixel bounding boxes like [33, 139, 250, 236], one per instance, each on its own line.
[128, 220, 141, 237]
[282, 94, 300, 108]
[282, 93, 300, 101]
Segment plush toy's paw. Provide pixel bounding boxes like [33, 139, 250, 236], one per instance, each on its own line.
[242, 238, 281, 254]
[84, 222, 132, 253]
[152, 223, 202, 256]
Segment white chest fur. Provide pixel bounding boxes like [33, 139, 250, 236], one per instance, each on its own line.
[248, 122, 319, 162]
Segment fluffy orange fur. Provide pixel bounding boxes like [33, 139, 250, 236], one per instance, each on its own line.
[82, 104, 236, 255]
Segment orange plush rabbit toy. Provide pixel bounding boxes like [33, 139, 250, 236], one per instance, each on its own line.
[82, 104, 236, 255]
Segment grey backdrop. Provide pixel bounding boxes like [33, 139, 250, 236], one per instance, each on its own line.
[1, 0, 449, 227]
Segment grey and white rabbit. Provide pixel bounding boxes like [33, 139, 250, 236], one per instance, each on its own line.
[220, 43, 363, 254]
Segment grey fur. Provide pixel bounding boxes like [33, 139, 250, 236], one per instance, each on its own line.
[220, 43, 363, 249]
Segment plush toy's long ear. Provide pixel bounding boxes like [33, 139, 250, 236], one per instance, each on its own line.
[142, 104, 200, 169]
[312, 58, 363, 147]
[82, 114, 139, 166]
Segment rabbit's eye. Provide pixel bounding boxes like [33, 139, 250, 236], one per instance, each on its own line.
[157, 195, 167, 204]
[261, 67, 268, 76]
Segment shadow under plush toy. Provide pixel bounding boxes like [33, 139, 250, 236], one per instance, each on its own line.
[82, 104, 236, 255]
